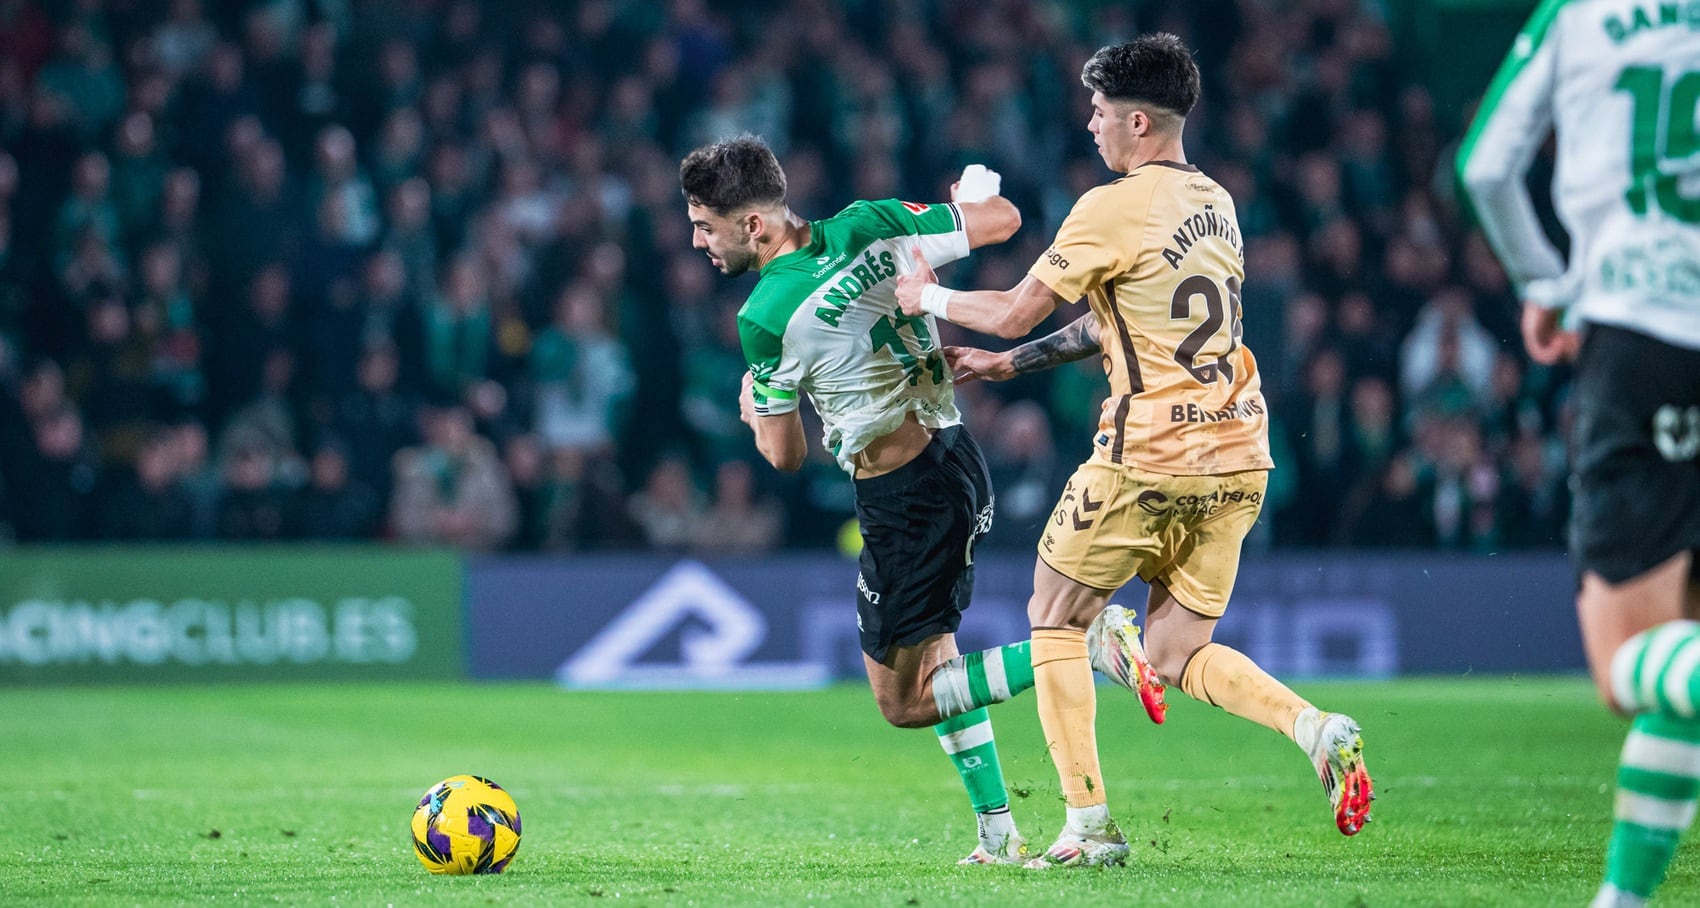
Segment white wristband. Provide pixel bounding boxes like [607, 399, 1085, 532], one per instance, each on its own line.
[919, 283, 954, 320]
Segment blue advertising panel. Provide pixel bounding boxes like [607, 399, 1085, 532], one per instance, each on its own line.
[467, 552, 1581, 687]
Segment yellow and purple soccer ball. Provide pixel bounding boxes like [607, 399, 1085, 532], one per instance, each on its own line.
[410, 774, 522, 875]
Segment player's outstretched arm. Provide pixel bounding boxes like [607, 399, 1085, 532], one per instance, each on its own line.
[945, 312, 1101, 384]
[896, 254, 1065, 339]
[958, 197, 1020, 250]
[1010, 311, 1101, 372]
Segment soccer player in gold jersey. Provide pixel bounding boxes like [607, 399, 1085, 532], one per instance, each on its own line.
[897, 34, 1375, 867]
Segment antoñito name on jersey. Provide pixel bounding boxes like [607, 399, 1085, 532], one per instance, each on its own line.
[1160, 202, 1243, 271]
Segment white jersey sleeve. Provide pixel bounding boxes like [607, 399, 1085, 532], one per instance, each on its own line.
[1456, 2, 1571, 307]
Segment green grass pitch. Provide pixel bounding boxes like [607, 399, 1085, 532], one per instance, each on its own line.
[2, 677, 1692, 906]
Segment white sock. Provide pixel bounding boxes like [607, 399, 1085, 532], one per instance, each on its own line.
[1591, 883, 1648, 908]
[978, 806, 1019, 849]
[1064, 803, 1111, 837]
[1293, 706, 1323, 753]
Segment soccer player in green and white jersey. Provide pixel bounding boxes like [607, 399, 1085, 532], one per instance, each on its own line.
[680, 134, 1165, 865]
[1459, 4, 1700, 905]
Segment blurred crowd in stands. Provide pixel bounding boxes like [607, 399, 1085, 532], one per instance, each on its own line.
[0, 0, 1572, 554]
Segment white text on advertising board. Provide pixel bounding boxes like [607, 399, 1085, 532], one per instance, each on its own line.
[0, 597, 419, 666]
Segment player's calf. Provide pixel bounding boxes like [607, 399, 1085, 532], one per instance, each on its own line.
[1610, 619, 1700, 717]
[930, 640, 1036, 721]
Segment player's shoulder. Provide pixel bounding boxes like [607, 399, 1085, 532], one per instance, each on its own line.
[1542, 0, 1634, 48]
[827, 198, 894, 226]
[1080, 175, 1141, 201]
[1062, 182, 1128, 225]
[828, 198, 918, 231]
[832, 198, 889, 219]
[1127, 164, 1232, 205]
[737, 282, 794, 337]
[1066, 168, 1177, 219]
[801, 199, 886, 248]
[1080, 165, 1192, 200]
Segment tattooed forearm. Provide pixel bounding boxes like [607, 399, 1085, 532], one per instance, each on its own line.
[1009, 313, 1101, 375]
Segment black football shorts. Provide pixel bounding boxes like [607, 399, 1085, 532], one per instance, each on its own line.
[851, 425, 994, 663]
[1569, 323, 1700, 584]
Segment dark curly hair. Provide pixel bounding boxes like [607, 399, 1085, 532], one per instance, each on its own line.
[1080, 34, 1201, 118]
[679, 134, 787, 216]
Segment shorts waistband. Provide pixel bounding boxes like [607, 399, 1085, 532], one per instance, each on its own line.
[852, 424, 963, 498]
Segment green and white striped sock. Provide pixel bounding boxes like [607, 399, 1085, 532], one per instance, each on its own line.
[1601, 713, 1700, 902]
[931, 641, 1035, 721]
[934, 707, 1011, 815]
[1611, 620, 1700, 716]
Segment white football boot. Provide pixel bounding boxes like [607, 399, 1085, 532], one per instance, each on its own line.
[1086, 604, 1168, 724]
[957, 830, 1029, 865]
[1297, 708, 1375, 835]
[1023, 825, 1130, 869]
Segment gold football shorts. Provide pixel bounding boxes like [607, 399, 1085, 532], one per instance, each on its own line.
[1037, 460, 1268, 617]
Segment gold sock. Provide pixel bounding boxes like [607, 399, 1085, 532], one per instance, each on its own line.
[1032, 628, 1104, 808]
[1180, 642, 1312, 740]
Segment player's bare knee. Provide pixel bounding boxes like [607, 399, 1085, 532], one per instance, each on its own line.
[1152, 660, 1186, 688]
[873, 690, 937, 729]
[1027, 598, 1095, 631]
[892, 709, 939, 729]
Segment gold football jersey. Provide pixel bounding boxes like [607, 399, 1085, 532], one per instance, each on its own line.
[1028, 162, 1273, 476]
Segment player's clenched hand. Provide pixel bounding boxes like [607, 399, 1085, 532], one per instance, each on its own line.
[1520, 302, 1577, 365]
[895, 247, 937, 317]
[943, 346, 1015, 383]
[738, 370, 757, 426]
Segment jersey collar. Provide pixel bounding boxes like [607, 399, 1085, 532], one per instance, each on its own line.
[1138, 160, 1200, 173]
[762, 221, 824, 272]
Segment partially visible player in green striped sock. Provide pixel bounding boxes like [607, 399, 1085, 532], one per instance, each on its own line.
[1459, 2, 1700, 903]
[1596, 618, 1700, 906]
[1599, 712, 1700, 906]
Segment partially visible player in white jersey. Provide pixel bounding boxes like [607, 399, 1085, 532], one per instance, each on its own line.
[1459, 4, 1700, 905]
[679, 135, 1166, 866]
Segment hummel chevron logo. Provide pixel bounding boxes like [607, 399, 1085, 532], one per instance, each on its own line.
[1071, 489, 1101, 531]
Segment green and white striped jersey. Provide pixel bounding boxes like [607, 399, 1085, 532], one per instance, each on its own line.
[740, 199, 970, 473]
[1458, 0, 1700, 350]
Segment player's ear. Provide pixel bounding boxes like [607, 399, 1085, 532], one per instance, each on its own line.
[740, 210, 764, 241]
[1128, 108, 1150, 137]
